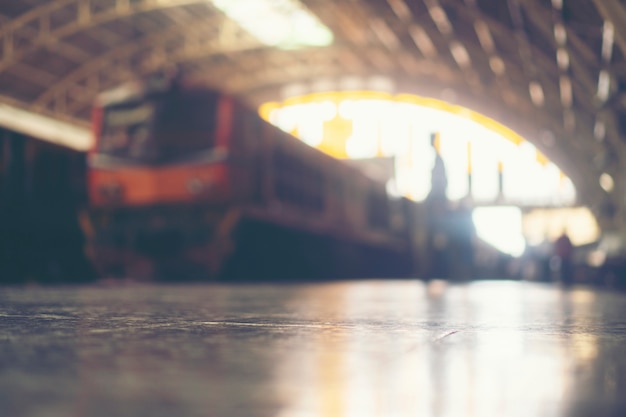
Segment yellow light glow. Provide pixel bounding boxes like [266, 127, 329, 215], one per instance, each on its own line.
[259, 91, 574, 205]
[262, 91, 550, 162]
[522, 207, 600, 246]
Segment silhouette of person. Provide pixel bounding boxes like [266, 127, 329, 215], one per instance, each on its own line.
[428, 133, 448, 201]
[554, 231, 574, 285]
[425, 133, 450, 279]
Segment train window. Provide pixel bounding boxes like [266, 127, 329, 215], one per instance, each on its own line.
[100, 101, 156, 159]
[98, 89, 220, 162]
[366, 189, 390, 230]
[274, 145, 324, 212]
[234, 106, 264, 152]
[153, 90, 219, 156]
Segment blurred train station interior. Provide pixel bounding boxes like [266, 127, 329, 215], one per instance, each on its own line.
[1, 1, 626, 416]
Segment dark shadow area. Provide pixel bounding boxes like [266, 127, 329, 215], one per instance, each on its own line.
[0, 130, 95, 285]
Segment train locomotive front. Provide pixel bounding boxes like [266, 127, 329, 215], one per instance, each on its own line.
[85, 78, 243, 279]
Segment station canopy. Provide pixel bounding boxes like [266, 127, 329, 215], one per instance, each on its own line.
[0, 0, 625, 219]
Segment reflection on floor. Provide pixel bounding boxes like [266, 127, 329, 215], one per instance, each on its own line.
[1, 280, 624, 417]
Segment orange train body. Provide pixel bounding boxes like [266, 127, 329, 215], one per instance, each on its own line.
[83, 75, 420, 280]
[88, 162, 230, 207]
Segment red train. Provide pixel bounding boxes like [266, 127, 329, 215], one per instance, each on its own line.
[83, 75, 423, 280]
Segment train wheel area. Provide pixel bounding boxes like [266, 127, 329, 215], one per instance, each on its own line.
[220, 218, 412, 282]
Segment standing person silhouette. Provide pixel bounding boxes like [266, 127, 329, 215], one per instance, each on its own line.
[554, 231, 574, 285]
[428, 133, 448, 202]
[425, 133, 450, 279]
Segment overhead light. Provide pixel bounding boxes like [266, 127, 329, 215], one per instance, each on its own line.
[0, 103, 91, 151]
[529, 81, 544, 107]
[449, 41, 470, 68]
[367, 76, 395, 92]
[427, 5, 452, 35]
[602, 21, 614, 62]
[556, 48, 569, 70]
[600, 173, 614, 193]
[559, 76, 572, 108]
[594, 120, 606, 141]
[551, 0, 563, 10]
[387, 0, 412, 21]
[409, 25, 437, 58]
[474, 20, 494, 53]
[553, 23, 567, 46]
[211, 0, 333, 49]
[489, 56, 505, 75]
[597, 69, 610, 102]
[370, 18, 400, 50]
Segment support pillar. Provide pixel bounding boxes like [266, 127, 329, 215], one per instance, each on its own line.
[0, 129, 28, 283]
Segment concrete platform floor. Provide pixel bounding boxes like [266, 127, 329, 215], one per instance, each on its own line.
[1, 280, 625, 417]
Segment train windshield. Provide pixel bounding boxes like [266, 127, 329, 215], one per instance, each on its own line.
[98, 89, 220, 162]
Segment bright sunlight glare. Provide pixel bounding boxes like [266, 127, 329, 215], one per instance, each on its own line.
[260, 91, 576, 207]
[472, 206, 526, 257]
[212, 0, 333, 49]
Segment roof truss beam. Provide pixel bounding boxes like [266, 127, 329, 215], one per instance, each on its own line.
[0, 0, 208, 72]
[592, 0, 626, 60]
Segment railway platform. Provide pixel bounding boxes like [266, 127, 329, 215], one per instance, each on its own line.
[1, 279, 625, 417]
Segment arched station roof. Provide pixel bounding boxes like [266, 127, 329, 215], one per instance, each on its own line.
[0, 0, 625, 223]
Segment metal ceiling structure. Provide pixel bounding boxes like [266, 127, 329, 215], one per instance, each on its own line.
[0, 0, 625, 227]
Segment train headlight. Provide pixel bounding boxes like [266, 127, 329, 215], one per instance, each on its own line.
[187, 178, 204, 194]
